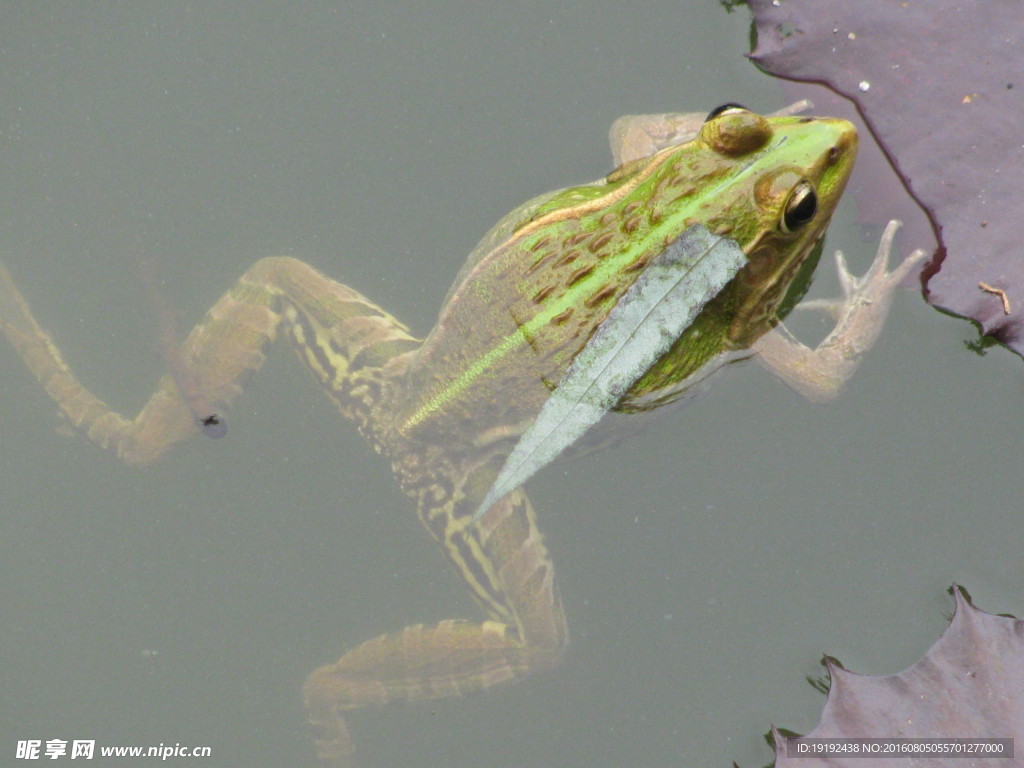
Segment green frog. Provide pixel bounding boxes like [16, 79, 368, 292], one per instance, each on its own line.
[0, 105, 923, 767]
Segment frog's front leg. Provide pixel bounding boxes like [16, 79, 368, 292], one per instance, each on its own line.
[754, 220, 927, 402]
[304, 486, 568, 768]
[0, 258, 418, 463]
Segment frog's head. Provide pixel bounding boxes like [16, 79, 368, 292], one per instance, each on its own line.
[613, 105, 858, 407]
[693, 106, 858, 349]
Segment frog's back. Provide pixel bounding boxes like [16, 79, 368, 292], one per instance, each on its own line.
[394, 176, 647, 447]
[393, 110, 859, 450]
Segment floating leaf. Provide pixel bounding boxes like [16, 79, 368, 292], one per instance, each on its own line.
[773, 587, 1024, 768]
[473, 224, 747, 521]
[748, 0, 1024, 352]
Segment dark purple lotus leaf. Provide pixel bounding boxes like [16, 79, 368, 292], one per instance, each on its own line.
[748, 0, 1024, 352]
[772, 587, 1023, 768]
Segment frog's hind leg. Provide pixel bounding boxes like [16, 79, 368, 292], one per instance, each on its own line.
[303, 487, 568, 768]
[0, 258, 419, 463]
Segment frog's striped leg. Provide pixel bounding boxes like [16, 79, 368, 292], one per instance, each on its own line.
[0, 258, 419, 463]
[303, 484, 568, 768]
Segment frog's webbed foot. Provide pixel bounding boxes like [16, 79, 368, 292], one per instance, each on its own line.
[797, 219, 924, 321]
[754, 220, 927, 403]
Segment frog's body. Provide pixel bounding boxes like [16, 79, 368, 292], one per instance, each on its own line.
[0, 107, 922, 767]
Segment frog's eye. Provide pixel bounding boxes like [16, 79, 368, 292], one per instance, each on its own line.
[782, 182, 817, 233]
[700, 106, 771, 156]
[704, 103, 749, 122]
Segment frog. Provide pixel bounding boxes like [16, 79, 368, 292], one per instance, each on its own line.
[0, 105, 924, 767]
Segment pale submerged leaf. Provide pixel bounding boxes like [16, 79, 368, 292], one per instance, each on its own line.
[473, 224, 746, 521]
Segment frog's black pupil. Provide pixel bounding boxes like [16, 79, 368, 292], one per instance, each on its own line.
[784, 185, 817, 231]
[704, 102, 749, 122]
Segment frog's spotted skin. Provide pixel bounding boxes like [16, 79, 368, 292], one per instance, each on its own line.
[0, 107, 922, 767]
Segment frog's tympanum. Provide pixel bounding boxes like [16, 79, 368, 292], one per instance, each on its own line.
[0, 106, 923, 767]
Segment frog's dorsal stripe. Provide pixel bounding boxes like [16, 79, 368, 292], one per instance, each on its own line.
[473, 224, 747, 520]
[398, 132, 782, 437]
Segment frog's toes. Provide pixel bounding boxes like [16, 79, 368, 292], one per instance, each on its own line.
[756, 221, 928, 402]
[839, 219, 926, 299]
[798, 220, 926, 321]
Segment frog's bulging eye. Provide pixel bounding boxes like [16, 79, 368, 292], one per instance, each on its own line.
[700, 107, 771, 156]
[704, 103, 749, 122]
[782, 182, 817, 233]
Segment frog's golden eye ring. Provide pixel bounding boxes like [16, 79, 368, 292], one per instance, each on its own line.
[704, 103, 749, 122]
[782, 181, 818, 233]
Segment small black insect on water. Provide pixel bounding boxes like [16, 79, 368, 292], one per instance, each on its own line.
[199, 413, 227, 439]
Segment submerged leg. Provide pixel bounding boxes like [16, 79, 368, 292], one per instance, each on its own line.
[755, 220, 927, 402]
[0, 257, 419, 463]
[303, 486, 568, 768]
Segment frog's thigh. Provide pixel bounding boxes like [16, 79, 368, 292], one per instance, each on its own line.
[182, 256, 418, 430]
[303, 489, 568, 768]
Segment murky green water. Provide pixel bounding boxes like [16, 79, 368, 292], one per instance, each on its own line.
[2, 5, 1019, 767]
